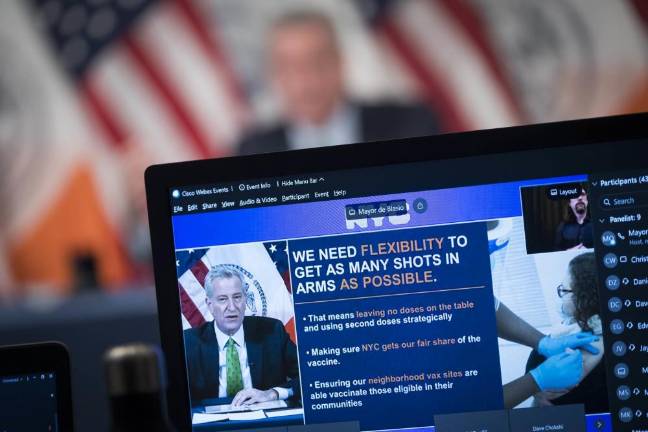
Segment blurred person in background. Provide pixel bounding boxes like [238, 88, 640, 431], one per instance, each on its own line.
[1, 0, 645, 298]
[237, 10, 439, 155]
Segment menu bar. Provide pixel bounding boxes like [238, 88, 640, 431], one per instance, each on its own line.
[170, 174, 353, 215]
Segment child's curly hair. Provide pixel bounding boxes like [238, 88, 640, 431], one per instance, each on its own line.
[567, 252, 599, 331]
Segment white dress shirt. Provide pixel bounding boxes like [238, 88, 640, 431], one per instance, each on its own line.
[287, 103, 359, 150]
[213, 322, 292, 400]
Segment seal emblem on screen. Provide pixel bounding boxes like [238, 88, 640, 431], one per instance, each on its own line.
[220, 264, 268, 317]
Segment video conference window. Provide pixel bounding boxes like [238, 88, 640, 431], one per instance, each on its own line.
[521, 183, 593, 254]
[489, 218, 607, 415]
[172, 176, 611, 431]
[177, 243, 302, 425]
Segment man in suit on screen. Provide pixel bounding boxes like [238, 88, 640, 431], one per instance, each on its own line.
[237, 10, 439, 155]
[183, 265, 300, 406]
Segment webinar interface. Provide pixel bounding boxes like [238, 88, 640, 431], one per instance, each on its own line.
[170, 161, 648, 432]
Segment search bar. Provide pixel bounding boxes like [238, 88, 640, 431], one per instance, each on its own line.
[600, 191, 648, 210]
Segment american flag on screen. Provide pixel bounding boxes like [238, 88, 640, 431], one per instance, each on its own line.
[175, 241, 296, 341]
[31, 0, 246, 161]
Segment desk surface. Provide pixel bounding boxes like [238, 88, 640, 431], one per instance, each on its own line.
[192, 408, 304, 431]
[192, 398, 304, 431]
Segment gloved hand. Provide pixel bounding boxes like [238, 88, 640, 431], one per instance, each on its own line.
[537, 332, 599, 357]
[530, 350, 583, 391]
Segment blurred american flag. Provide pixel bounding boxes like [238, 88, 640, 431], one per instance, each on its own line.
[359, 0, 522, 132]
[0, 0, 645, 294]
[33, 0, 247, 160]
[0, 0, 249, 294]
[357, 0, 647, 131]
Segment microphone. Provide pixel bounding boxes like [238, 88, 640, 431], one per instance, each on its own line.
[104, 344, 176, 432]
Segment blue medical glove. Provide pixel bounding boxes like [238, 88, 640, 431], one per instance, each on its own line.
[537, 332, 600, 357]
[530, 350, 583, 391]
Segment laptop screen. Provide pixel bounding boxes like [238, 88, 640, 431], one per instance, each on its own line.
[0, 372, 59, 431]
[166, 138, 647, 431]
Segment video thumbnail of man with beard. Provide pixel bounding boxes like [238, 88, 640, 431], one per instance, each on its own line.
[520, 182, 593, 254]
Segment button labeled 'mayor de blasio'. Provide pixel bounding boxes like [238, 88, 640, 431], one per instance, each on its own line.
[434, 409, 509, 432]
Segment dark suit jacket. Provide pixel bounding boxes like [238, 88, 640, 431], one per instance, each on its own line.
[183, 316, 300, 406]
[237, 102, 439, 155]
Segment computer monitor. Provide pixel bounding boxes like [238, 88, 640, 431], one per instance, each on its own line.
[146, 113, 648, 432]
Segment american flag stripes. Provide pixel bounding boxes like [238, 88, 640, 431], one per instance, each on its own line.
[33, 0, 247, 162]
[176, 242, 296, 341]
[1, 0, 645, 293]
[359, 0, 647, 130]
[359, 0, 521, 132]
[1, 0, 249, 291]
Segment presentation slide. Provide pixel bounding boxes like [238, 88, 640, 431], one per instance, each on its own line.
[289, 223, 503, 431]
